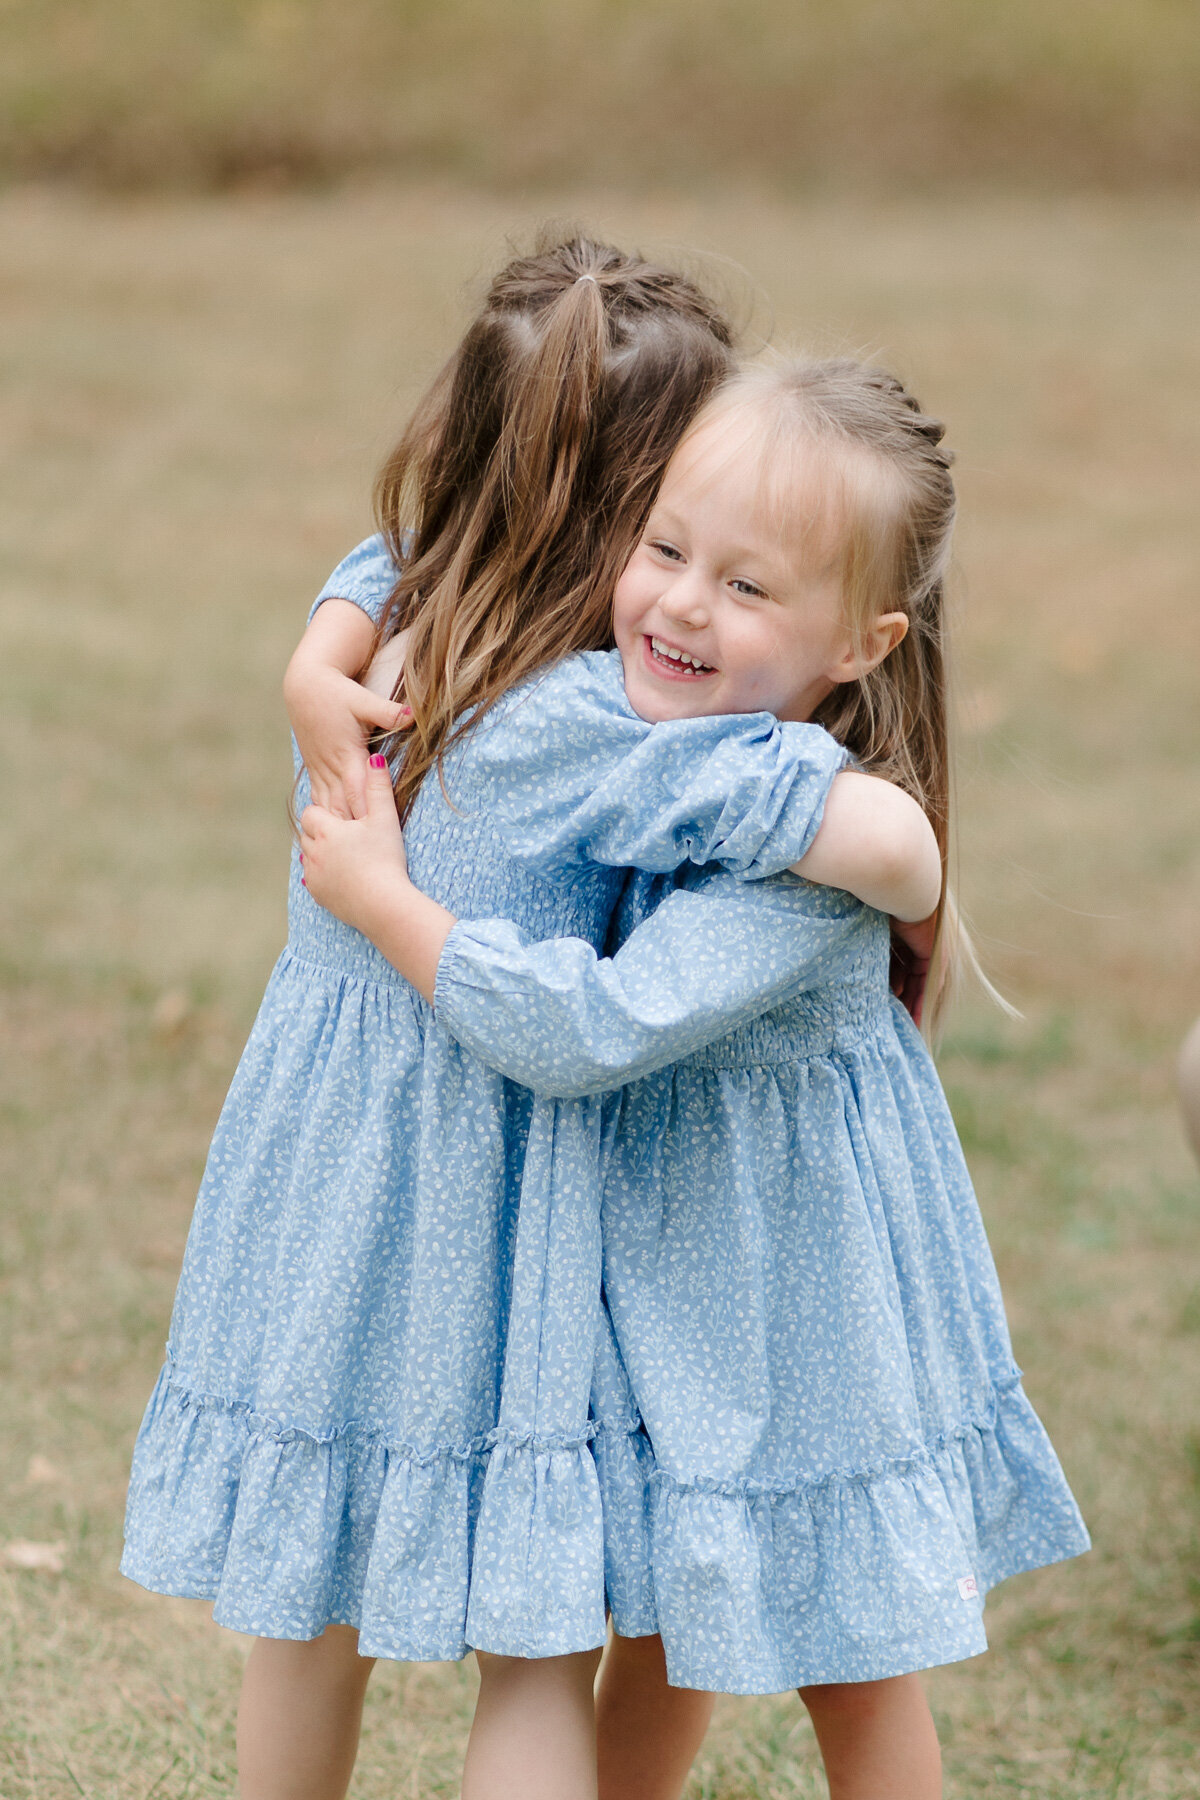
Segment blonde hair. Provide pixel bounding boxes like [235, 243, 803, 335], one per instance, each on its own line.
[370, 233, 734, 822]
[687, 357, 979, 1022]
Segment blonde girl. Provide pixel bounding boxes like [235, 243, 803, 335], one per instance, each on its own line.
[301, 357, 1090, 1800]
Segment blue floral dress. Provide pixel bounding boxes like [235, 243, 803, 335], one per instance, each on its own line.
[433, 869, 1091, 1693]
[120, 539, 848, 1663]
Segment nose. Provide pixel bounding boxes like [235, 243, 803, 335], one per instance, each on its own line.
[658, 570, 709, 628]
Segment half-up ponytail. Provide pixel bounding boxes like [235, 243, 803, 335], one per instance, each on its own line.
[499, 273, 608, 562]
[371, 234, 734, 823]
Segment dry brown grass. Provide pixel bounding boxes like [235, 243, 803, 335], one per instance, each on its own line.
[3, 1, 1200, 191]
[2, 184, 1199, 1796]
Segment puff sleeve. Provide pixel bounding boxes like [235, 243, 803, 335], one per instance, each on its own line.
[307, 533, 399, 627]
[469, 653, 849, 882]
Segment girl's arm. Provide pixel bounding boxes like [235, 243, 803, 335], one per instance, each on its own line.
[284, 535, 407, 818]
[792, 771, 942, 924]
[469, 655, 852, 882]
[300, 759, 868, 1100]
[294, 606, 939, 917]
[432, 885, 867, 1099]
[289, 567, 938, 904]
[468, 657, 938, 911]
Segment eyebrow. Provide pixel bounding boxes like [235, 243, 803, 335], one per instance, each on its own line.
[647, 508, 794, 586]
[645, 505, 688, 535]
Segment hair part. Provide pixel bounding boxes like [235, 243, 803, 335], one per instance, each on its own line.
[369, 232, 734, 823]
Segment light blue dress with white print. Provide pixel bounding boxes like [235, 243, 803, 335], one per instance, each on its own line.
[120, 536, 848, 1664]
[433, 871, 1091, 1693]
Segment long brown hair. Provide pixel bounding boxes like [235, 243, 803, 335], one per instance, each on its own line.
[370, 233, 734, 820]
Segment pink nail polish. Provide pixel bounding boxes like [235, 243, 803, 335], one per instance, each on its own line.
[300, 877, 306, 887]
[370, 753, 387, 769]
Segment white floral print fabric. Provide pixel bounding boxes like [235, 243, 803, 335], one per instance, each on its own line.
[120, 538, 848, 1664]
[434, 870, 1091, 1692]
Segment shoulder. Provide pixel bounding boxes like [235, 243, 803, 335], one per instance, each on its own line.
[308, 533, 401, 622]
[509, 649, 628, 716]
[480, 649, 635, 746]
[452, 651, 644, 852]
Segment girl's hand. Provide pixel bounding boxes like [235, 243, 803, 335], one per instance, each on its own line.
[300, 754, 457, 1004]
[300, 754, 409, 935]
[288, 665, 408, 820]
[283, 601, 409, 819]
[889, 912, 936, 1028]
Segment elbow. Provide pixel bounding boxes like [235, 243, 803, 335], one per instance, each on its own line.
[845, 782, 942, 921]
[885, 817, 943, 922]
[789, 772, 943, 920]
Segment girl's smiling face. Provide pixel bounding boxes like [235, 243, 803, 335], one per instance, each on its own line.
[613, 412, 862, 726]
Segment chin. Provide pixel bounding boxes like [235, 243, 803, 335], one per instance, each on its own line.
[622, 659, 716, 724]
[625, 692, 675, 724]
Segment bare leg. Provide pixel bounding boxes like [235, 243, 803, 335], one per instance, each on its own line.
[596, 1632, 715, 1800]
[463, 1648, 604, 1800]
[237, 1624, 375, 1800]
[799, 1675, 941, 1800]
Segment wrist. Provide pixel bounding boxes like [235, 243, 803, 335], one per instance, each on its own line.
[354, 867, 417, 943]
[360, 877, 454, 1005]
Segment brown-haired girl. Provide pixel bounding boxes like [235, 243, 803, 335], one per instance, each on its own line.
[301, 356, 1090, 1800]
[123, 242, 939, 1800]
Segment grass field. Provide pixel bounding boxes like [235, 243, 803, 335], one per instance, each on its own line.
[4, 0, 1199, 190]
[1, 183, 1199, 1797]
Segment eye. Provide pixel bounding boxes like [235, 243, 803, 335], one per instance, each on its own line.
[648, 539, 684, 563]
[730, 577, 769, 600]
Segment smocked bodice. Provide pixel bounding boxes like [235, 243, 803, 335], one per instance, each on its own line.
[286, 751, 622, 986]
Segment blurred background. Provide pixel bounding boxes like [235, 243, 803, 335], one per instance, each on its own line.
[1, 5, 1199, 1797]
[3, 0, 1199, 190]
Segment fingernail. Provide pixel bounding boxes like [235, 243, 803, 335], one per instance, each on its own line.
[299, 852, 304, 862]
[370, 754, 387, 769]
[300, 877, 306, 887]
[398, 705, 412, 718]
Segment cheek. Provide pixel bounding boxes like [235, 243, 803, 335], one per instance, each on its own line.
[721, 614, 785, 685]
[611, 570, 642, 636]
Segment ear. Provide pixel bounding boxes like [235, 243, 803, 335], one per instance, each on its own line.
[828, 611, 908, 683]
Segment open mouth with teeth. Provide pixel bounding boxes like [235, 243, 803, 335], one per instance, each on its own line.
[645, 634, 716, 678]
